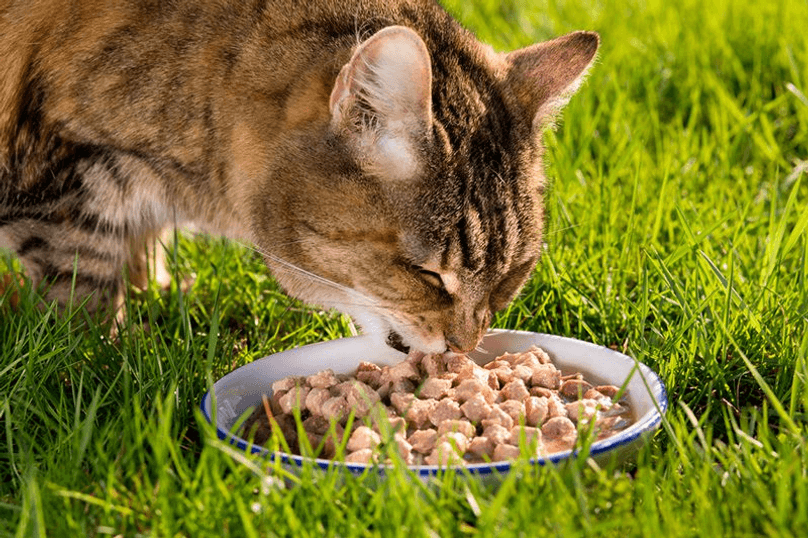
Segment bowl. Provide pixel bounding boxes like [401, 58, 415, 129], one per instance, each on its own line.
[200, 329, 667, 481]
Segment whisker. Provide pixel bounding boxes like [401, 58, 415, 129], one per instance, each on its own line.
[473, 343, 490, 355]
[236, 239, 380, 309]
[178, 230, 380, 309]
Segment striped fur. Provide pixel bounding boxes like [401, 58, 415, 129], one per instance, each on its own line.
[0, 0, 597, 352]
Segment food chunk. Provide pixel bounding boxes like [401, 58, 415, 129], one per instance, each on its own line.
[345, 448, 375, 464]
[460, 393, 492, 423]
[418, 377, 453, 400]
[525, 396, 549, 427]
[501, 379, 530, 401]
[467, 436, 495, 459]
[347, 426, 381, 452]
[408, 428, 438, 455]
[560, 379, 594, 400]
[492, 443, 521, 461]
[343, 380, 381, 417]
[306, 369, 339, 389]
[437, 419, 476, 439]
[278, 386, 310, 415]
[355, 362, 383, 388]
[531, 365, 561, 390]
[429, 398, 463, 426]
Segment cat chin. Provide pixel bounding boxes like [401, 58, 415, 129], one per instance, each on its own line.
[390, 329, 447, 355]
[348, 310, 447, 355]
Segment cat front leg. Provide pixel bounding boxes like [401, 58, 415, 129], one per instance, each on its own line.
[125, 227, 174, 293]
[2, 216, 129, 319]
[0, 151, 171, 321]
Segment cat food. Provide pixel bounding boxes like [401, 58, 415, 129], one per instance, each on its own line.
[240, 346, 633, 465]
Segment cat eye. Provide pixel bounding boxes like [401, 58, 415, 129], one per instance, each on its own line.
[416, 267, 444, 289]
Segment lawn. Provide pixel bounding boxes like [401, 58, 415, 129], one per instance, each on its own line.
[2, 0, 808, 535]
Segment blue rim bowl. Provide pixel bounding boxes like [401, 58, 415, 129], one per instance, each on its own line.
[200, 329, 667, 480]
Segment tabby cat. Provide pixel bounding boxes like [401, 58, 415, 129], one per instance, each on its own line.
[0, 0, 598, 353]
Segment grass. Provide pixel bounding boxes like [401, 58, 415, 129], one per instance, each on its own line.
[2, 0, 807, 535]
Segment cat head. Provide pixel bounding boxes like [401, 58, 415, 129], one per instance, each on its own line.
[253, 26, 598, 354]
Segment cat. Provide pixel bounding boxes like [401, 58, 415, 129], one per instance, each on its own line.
[0, 0, 598, 354]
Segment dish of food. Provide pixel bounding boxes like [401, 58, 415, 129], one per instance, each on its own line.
[200, 330, 667, 480]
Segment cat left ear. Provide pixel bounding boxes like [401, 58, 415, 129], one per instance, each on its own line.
[504, 31, 599, 128]
[330, 26, 433, 181]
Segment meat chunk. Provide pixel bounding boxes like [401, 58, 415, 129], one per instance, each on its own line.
[460, 393, 493, 423]
[509, 426, 541, 447]
[499, 400, 526, 423]
[488, 365, 515, 385]
[481, 423, 511, 445]
[305, 387, 331, 417]
[501, 379, 530, 401]
[347, 426, 381, 452]
[530, 364, 561, 390]
[390, 394, 436, 429]
[408, 429, 438, 455]
[394, 433, 414, 463]
[444, 354, 476, 377]
[455, 379, 495, 404]
[560, 379, 594, 400]
[525, 396, 549, 427]
[594, 384, 622, 399]
[320, 395, 350, 423]
[380, 360, 421, 385]
[467, 436, 495, 459]
[541, 416, 577, 439]
[345, 448, 375, 464]
[482, 406, 515, 431]
[439, 431, 470, 454]
[565, 399, 599, 424]
[306, 369, 339, 389]
[437, 419, 476, 439]
[540, 417, 577, 454]
[547, 396, 569, 419]
[428, 398, 463, 426]
[271, 376, 304, 394]
[389, 392, 415, 415]
[420, 354, 446, 377]
[425, 441, 464, 466]
[343, 380, 381, 417]
[355, 362, 383, 388]
[301, 416, 343, 457]
[417, 377, 453, 400]
[278, 386, 310, 415]
[492, 443, 521, 461]
[527, 345, 552, 364]
[512, 364, 534, 382]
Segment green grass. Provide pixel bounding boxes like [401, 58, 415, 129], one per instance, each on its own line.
[2, 0, 808, 535]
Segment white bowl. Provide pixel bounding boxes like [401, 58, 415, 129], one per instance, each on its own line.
[200, 329, 667, 481]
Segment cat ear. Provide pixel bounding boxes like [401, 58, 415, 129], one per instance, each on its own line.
[330, 25, 433, 181]
[504, 31, 599, 128]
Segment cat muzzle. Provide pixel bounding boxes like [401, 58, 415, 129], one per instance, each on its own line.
[385, 331, 411, 354]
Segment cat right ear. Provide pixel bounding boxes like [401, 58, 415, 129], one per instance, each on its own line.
[504, 31, 599, 129]
[330, 26, 433, 181]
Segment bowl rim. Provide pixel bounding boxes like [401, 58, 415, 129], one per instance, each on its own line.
[200, 330, 668, 476]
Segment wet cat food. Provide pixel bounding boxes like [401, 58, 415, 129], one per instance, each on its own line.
[240, 346, 633, 465]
